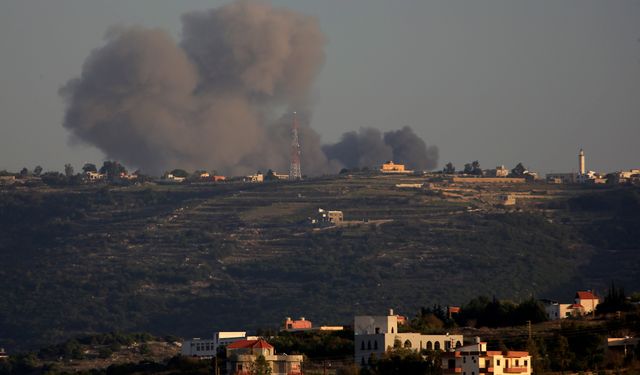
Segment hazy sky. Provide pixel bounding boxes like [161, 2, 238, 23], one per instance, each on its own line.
[1, 0, 639, 174]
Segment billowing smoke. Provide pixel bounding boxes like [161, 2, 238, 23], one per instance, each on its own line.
[322, 126, 438, 170]
[61, 0, 438, 175]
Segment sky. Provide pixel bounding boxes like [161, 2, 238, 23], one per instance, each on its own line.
[1, 0, 639, 174]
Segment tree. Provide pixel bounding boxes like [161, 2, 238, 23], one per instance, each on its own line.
[100, 161, 127, 179]
[471, 160, 482, 175]
[64, 163, 74, 177]
[443, 162, 455, 174]
[82, 163, 97, 173]
[250, 354, 272, 375]
[511, 163, 527, 177]
[549, 334, 573, 372]
[19, 167, 29, 176]
[33, 166, 43, 176]
[169, 169, 189, 178]
[264, 169, 278, 181]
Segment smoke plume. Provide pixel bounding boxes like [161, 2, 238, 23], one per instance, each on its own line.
[323, 126, 438, 170]
[61, 0, 438, 175]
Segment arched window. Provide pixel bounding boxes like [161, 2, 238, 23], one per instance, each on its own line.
[367, 341, 372, 350]
[456, 341, 462, 348]
[361, 341, 365, 350]
[374, 340, 378, 350]
[404, 340, 412, 348]
[391, 327, 395, 333]
[426, 341, 433, 350]
[434, 341, 441, 351]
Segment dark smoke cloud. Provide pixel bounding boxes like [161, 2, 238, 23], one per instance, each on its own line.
[322, 126, 438, 170]
[61, 0, 438, 175]
[384, 126, 439, 170]
[61, 0, 326, 176]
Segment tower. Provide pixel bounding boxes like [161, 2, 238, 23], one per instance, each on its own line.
[289, 112, 302, 180]
[579, 148, 585, 175]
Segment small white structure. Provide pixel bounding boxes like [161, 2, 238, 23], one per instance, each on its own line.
[354, 309, 463, 366]
[182, 331, 250, 357]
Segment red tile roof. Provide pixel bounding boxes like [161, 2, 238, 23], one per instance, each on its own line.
[227, 339, 273, 350]
[576, 291, 598, 300]
[569, 303, 583, 309]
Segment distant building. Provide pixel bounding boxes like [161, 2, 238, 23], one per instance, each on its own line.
[182, 331, 250, 357]
[0, 348, 7, 360]
[441, 339, 532, 375]
[246, 172, 264, 183]
[545, 173, 577, 184]
[395, 183, 423, 189]
[85, 171, 106, 181]
[489, 165, 509, 177]
[0, 175, 16, 185]
[165, 174, 186, 182]
[609, 169, 640, 184]
[283, 317, 313, 331]
[380, 161, 413, 174]
[541, 300, 584, 320]
[315, 208, 344, 225]
[354, 309, 463, 366]
[575, 290, 599, 314]
[213, 175, 227, 182]
[226, 339, 303, 375]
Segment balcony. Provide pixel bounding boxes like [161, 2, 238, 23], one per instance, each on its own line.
[504, 367, 528, 373]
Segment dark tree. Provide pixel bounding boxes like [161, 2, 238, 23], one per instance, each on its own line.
[264, 169, 277, 181]
[64, 164, 74, 177]
[511, 163, 527, 177]
[33, 166, 43, 176]
[82, 163, 97, 173]
[169, 169, 189, 178]
[100, 161, 127, 179]
[443, 162, 455, 174]
[19, 167, 29, 176]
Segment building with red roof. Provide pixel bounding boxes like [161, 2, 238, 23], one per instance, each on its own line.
[442, 339, 532, 375]
[226, 339, 303, 375]
[575, 290, 600, 314]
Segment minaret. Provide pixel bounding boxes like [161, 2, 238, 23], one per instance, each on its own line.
[289, 112, 302, 180]
[579, 148, 585, 175]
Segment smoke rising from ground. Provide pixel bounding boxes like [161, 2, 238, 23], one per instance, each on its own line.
[323, 126, 438, 170]
[61, 0, 437, 175]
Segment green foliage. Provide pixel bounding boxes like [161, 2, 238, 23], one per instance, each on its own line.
[455, 297, 547, 328]
[251, 354, 272, 375]
[369, 348, 440, 375]
[269, 330, 353, 358]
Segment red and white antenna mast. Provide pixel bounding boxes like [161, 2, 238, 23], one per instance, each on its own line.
[289, 111, 302, 180]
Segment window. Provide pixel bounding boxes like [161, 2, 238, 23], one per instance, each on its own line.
[463, 357, 466, 363]
[368, 341, 372, 350]
[391, 327, 394, 333]
[497, 359, 500, 366]
[374, 341, 378, 350]
[524, 360, 528, 367]
[434, 342, 441, 351]
[456, 341, 462, 348]
[516, 360, 519, 367]
[375, 327, 380, 334]
[361, 341, 365, 350]
[427, 341, 433, 350]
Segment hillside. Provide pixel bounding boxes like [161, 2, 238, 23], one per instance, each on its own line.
[0, 175, 638, 351]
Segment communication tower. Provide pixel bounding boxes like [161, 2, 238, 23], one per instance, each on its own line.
[289, 112, 302, 180]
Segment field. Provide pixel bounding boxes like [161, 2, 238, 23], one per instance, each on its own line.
[0, 174, 638, 351]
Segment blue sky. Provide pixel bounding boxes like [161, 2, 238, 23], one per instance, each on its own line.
[1, 0, 639, 174]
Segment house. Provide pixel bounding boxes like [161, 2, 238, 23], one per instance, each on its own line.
[607, 337, 639, 357]
[226, 339, 303, 375]
[442, 339, 532, 375]
[213, 175, 226, 182]
[283, 317, 313, 331]
[316, 209, 344, 225]
[0, 348, 7, 360]
[354, 309, 463, 366]
[247, 172, 264, 183]
[575, 291, 599, 314]
[380, 161, 413, 174]
[489, 165, 509, 177]
[85, 171, 106, 181]
[165, 174, 186, 182]
[182, 331, 251, 357]
[545, 173, 576, 184]
[0, 175, 16, 185]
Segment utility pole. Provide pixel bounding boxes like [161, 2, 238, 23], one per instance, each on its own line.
[289, 111, 302, 180]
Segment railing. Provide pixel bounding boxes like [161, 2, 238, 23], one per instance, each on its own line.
[504, 367, 528, 373]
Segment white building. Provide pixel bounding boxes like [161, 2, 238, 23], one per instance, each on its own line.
[182, 331, 250, 357]
[354, 309, 463, 366]
[442, 339, 532, 375]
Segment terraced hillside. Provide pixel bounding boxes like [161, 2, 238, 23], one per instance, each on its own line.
[0, 175, 638, 350]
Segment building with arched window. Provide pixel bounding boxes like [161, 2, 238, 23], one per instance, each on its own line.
[354, 309, 463, 366]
